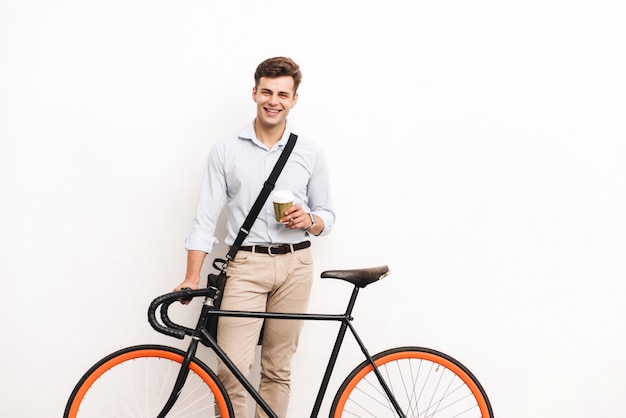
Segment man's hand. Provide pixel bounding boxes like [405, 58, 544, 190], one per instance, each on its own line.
[280, 204, 308, 229]
[174, 250, 207, 304]
[174, 279, 198, 305]
[280, 205, 323, 235]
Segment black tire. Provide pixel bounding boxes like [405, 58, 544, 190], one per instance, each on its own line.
[330, 346, 493, 418]
[64, 344, 233, 417]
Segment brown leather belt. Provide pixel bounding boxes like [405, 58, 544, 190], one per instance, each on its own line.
[238, 241, 311, 256]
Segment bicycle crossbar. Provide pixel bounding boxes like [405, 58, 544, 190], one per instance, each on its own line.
[205, 309, 348, 322]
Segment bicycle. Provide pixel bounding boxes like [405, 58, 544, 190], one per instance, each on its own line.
[64, 265, 494, 417]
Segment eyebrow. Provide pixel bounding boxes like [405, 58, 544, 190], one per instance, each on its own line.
[260, 88, 292, 96]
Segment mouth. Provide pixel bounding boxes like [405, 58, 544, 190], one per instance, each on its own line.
[264, 107, 281, 116]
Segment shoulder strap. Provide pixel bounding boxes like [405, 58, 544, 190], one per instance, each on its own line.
[226, 133, 298, 261]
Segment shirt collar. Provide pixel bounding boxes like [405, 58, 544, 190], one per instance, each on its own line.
[239, 120, 291, 151]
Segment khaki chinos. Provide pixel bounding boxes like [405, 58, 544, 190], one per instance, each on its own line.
[216, 245, 314, 418]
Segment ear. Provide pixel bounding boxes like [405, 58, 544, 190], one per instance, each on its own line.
[292, 92, 299, 107]
[252, 86, 257, 103]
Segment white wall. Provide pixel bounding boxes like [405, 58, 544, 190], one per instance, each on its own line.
[1, 0, 625, 417]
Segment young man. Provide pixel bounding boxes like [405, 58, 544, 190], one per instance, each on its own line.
[174, 57, 335, 417]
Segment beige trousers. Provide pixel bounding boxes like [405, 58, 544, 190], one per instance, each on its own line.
[216, 247, 314, 418]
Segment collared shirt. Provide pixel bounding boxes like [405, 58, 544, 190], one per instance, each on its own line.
[185, 121, 335, 254]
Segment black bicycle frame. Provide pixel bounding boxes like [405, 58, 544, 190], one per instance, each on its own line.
[156, 285, 406, 418]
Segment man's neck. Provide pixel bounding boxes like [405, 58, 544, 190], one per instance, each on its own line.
[254, 119, 286, 148]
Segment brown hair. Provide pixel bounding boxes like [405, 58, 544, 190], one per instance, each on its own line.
[254, 57, 302, 93]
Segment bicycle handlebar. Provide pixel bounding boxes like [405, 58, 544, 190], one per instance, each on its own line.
[148, 288, 216, 339]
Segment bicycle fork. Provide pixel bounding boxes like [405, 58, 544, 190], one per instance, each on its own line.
[156, 298, 214, 418]
[156, 338, 200, 418]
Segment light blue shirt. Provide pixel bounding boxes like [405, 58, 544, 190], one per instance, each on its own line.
[185, 121, 335, 254]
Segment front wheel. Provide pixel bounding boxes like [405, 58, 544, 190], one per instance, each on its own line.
[64, 344, 233, 418]
[330, 346, 493, 418]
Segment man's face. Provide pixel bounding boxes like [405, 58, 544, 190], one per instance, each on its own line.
[252, 76, 298, 130]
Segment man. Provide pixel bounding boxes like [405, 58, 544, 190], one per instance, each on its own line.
[174, 56, 335, 417]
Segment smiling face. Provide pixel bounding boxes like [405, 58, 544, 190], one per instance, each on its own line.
[252, 76, 298, 132]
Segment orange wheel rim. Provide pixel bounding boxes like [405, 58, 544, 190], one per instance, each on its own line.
[67, 349, 229, 418]
[334, 350, 489, 418]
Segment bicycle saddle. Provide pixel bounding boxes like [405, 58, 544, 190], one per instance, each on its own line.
[321, 265, 390, 288]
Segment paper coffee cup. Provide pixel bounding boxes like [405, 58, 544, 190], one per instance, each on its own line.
[272, 190, 294, 223]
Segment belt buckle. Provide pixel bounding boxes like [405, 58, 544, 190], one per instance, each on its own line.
[267, 244, 282, 256]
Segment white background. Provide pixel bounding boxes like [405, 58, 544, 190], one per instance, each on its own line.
[1, 0, 625, 417]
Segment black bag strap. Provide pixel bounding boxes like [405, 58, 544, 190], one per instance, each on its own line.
[225, 132, 298, 261]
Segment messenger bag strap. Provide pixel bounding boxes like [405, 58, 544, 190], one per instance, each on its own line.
[226, 133, 298, 261]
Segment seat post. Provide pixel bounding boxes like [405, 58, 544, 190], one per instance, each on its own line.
[344, 285, 361, 317]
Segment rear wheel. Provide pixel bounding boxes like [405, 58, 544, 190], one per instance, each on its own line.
[64, 344, 232, 418]
[331, 346, 493, 418]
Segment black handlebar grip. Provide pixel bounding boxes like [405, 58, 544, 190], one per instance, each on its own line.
[148, 287, 217, 339]
[148, 292, 187, 339]
[160, 300, 195, 336]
